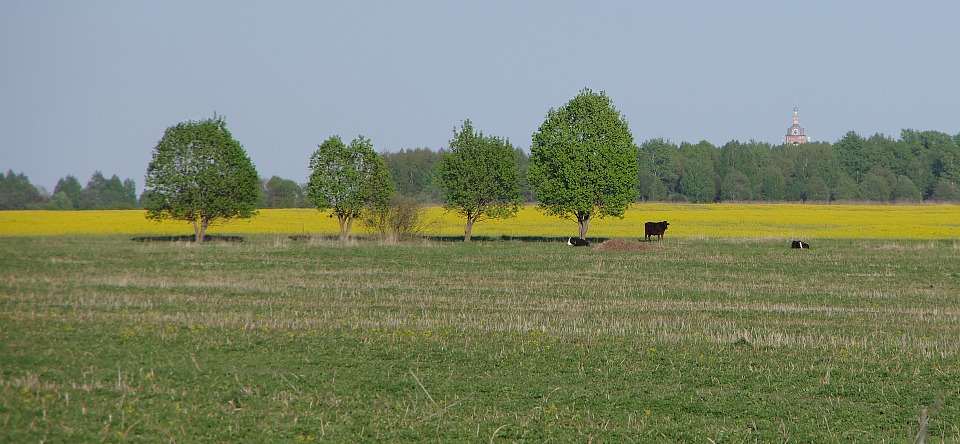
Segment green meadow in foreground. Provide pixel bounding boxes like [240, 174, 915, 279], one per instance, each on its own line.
[2, 236, 959, 442]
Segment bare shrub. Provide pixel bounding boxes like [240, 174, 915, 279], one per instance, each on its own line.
[362, 194, 430, 242]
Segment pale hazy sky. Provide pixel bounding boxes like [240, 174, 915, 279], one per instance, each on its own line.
[2, 1, 959, 192]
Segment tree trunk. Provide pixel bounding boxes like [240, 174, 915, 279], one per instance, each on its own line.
[577, 215, 590, 239]
[464, 217, 475, 242]
[194, 217, 209, 242]
[338, 215, 351, 241]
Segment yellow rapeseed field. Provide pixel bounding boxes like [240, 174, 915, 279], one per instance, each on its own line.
[1, 204, 958, 239]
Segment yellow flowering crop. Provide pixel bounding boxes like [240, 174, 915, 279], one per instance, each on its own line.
[1, 204, 958, 239]
[428, 203, 960, 239]
[0, 209, 339, 237]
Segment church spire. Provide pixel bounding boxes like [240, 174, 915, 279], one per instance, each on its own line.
[784, 107, 809, 145]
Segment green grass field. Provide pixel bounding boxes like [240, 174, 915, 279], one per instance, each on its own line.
[2, 235, 959, 442]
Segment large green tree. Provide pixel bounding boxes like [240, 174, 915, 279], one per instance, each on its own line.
[528, 88, 639, 239]
[437, 120, 522, 241]
[307, 135, 393, 241]
[143, 116, 260, 242]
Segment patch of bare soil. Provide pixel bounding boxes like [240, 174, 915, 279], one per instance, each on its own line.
[593, 238, 665, 252]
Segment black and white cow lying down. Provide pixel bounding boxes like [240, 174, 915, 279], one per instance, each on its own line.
[791, 240, 810, 249]
[567, 237, 590, 247]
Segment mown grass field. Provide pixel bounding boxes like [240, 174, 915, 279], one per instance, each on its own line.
[1, 205, 959, 442]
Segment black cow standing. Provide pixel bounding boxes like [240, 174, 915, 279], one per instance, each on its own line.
[791, 240, 810, 249]
[644, 221, 669, 241]
[567, 237, 590, 247]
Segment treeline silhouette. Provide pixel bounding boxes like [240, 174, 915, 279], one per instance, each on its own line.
[0, 171, 137, 210]
[3, 129, 958, 210]
[381, 129, 960, 204]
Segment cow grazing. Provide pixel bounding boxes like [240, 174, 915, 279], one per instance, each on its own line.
[644, 221, 669, 241]
[791, 240, 810, 249]
[567, 237, 590, 247]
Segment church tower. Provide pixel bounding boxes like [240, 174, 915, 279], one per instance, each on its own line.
[783, 107, 810, 145]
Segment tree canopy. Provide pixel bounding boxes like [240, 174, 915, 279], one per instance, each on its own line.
[528, 88, 639, 238]
[143, 116, 260, 241]
[437, 120, 523, 241]
[50, 175, 82, 209]
[307, 135, 393, 241]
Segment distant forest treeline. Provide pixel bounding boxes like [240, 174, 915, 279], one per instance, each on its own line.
[3, 129, 959, 210]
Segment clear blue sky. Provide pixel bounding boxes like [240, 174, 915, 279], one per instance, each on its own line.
[3, 1, 958, 192]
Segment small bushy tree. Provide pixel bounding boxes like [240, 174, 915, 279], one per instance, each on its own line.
[362, 194, 429, 242]
[307, 135, 393, 241]
[437, 120, 522, 241]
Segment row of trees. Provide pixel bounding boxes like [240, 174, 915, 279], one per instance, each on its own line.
[636, 130, 960, 203]
[382, 130, 960, 205]
[0, 170, 138, 210]
[137, 89, 637, 241]
[7, 124, 957, 213]
[6, 88, 959, 241]
[304, 89, 960, 240]
[1, 170, 316, 211]
[304, 89, 639, 241]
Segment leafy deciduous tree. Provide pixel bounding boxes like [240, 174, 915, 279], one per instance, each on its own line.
[678, 156, 717, 203]
[858, 167, 894, 201]
[52, 175, 82, 209]
[758, 166, 787, 201]
[803, 176, 831, 201]
[891, 175, 922, 202]
[720, 169, 754, 201]
[437, 120, 522, 241]
[831, 173, 859, 201]
[307, 135, 393, 241]
[528, 88, 639, 238]
[143, 116, 260, 242]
